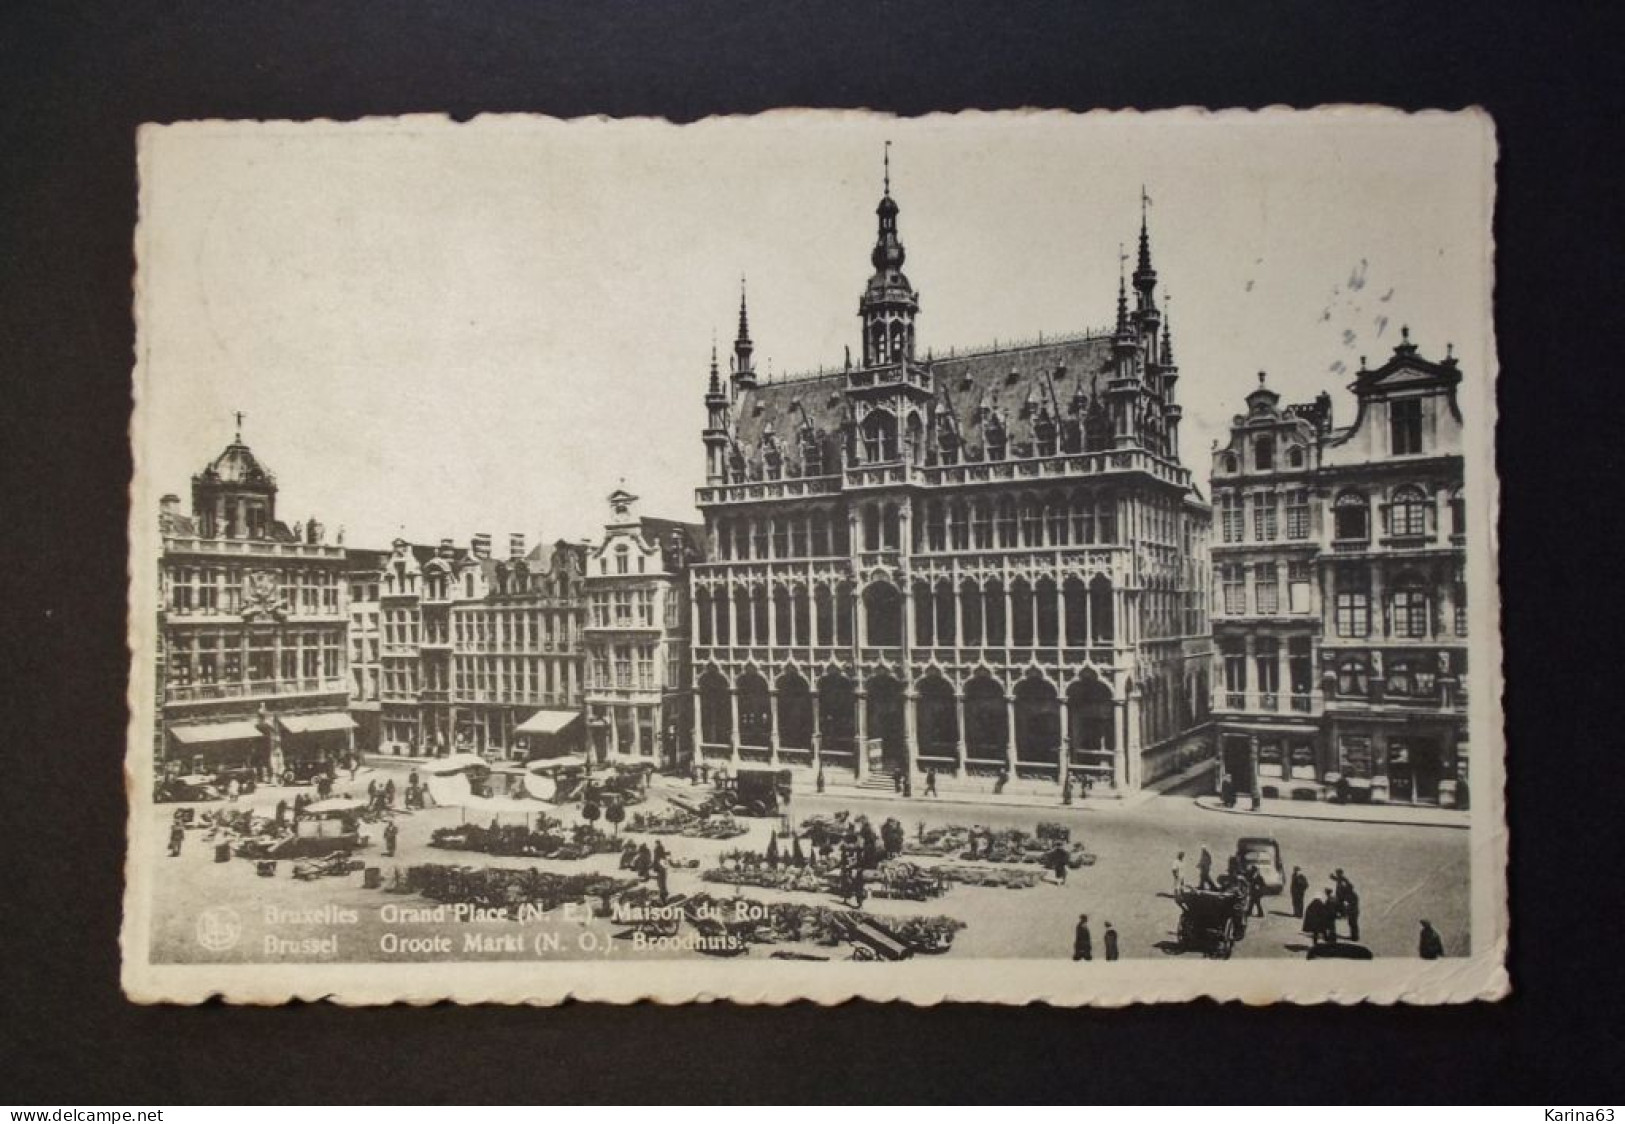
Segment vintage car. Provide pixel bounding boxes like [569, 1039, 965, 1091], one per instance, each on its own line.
[1235, 836, 1286, 895]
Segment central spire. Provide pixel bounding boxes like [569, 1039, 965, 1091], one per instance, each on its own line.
[858, 141, 919, 367]
[731, 276, 756, 392]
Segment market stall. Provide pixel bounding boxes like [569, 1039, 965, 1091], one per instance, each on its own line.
[421, 753, 491, 807]
[523, 755, 590, 802]
[514, 708, 584, 760]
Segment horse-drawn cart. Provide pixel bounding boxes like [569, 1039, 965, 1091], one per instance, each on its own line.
[1176, 885, 1250, 959]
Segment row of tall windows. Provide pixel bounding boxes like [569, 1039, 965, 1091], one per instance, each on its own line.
[452, 609, 572, 649]
[1334, 486, 1465, 542]
[587, 643, 660, 691]
[919, 493, 1120, 552]
[714, 510, 851, 561]
[1332, 565, 1465, 639]
[167, 564, 341, 615]
[1216, 561, 1318, 617]
[452, 655, 565, 702]
[166, 629, 342, 688]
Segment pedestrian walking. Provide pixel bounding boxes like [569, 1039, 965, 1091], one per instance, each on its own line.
[634, 843, 653, 881]
[1247, 865, 1266, 917]
[1104, 922, 1119, 961]
[167, 822, 185, 857]
[348, 755, 360, 781]
[815, 767, 826, 794]
[383, 820, 399, 857]
[1196, 845, 1216, 891]
[1334, 869, 1361, 941]
[1072, 914, 1093, 961]
[653, 859, 669, 903]
[1289, 866, 1308, 918]
[1171, 850, 1185, 894]
[1221, 773, 1237, 808]
[924, 768, 937, 797]
[384, 779, 396, 807]
[653, 840, 669, 867]
[1048, 843, 1070, 885]
[1418, 920, 1445, 960]
[994, 767, 1009, 796]
[892, 767, 904, 794]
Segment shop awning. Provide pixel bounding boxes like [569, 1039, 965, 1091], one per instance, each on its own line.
[277, 713, 358, 735]
[515, 709, 582, 736]
[169, 720, 263, 746]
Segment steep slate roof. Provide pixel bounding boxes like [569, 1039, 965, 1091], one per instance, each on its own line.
[731, 332, 1118, 468]
[639, 516, 707, 560]
[196, 440, 275, 488]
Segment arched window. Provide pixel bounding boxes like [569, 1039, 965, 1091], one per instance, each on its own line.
[915, 674, 958, 759]
[777, 671, 813, 749]
[1336, 657, 1369, 698]
[698, 670, 732, 746]
[963, 675, 1008, 760]
[934, 579, 956, 647]
[1391, 571, 1432, 638]
[1063, 576, 1089, 646]
[1334, 491, 1370, 541]
[864, 581, 903, 647]
[814, 584, 834, 645]
[1010, 577, 1034, 645]
[1287, 445, 1305, 469]
[737, 671, 771, 747]
[1036, 577, 1059, 646]
[913, 579, 935, 646]
[773, 585, 793, 644]
[1014, 676, 1061, 764]
[1385, 659, 1435, 699]
[983, 579, 1007, 645]
[1389, 485, 1428, 538]
[959, 579, 983, 646]
[817, 671, 856, 754]
[1089, 575, 1114, 643]
[1068, 674, 1114, 754]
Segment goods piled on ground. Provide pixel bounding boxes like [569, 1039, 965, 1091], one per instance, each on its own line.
[654, 892, 965, 956]
[930, 863, 1043, 889]
[624, 807, 748, 840]
[428, 819, 619, 860]
[392, 863, 633, 915]
[905, 822, 1095, 868]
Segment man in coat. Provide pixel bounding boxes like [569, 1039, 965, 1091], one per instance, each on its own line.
[1302, 890, 1333, 946]
[1334, 869, 1361, 941]
[1196, 845, 1216, 891]
[382, 820, 399, 858]
[1418, 920, 1445, 959]
[1289, 866, 1309, 918]
[1246, 865, 1266, 917]
[1073, 914, 1093, 961]
[1103, 922, 1119, 962]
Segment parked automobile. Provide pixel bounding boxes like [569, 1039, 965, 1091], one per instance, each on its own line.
[1236, 836, 1285, 895]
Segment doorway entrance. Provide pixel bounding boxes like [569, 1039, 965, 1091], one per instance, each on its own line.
[865, 675, 908, 772]
[1388, 737, 1441, 804]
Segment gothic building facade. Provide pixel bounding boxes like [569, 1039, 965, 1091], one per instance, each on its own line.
[1210, 329, 1469, 806]
[155, 429, 355, 779]
[583, 489, 705, 771]
[688, 177, 1211, 795]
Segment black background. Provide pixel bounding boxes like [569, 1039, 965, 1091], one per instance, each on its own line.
[2, 0, 1622, 1104]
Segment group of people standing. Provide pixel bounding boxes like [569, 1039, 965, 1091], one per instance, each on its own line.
[619, 840, 671, 901]
[1072, 915, 1120, 961]
[1295, 867, 1362, 945]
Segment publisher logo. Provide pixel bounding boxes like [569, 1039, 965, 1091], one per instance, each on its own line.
[196, 906, 242, 952]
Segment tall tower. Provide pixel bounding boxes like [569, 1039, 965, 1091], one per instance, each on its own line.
[1131, 191, 1162, 366]
[858, 143, 919, 368]
[730, 278, 756, 396]
[702, 342, 733, 485]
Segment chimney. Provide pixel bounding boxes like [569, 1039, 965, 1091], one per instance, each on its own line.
[307, 518, 324, 544]
[509, 532, 526, 560]
[471, 532, 492, 559]
[439, 537, 455, 557]
[160, 494, 181, 517]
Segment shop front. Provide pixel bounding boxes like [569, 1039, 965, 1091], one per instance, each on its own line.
[514, 708, 583, 762]
[167, 719, 267, 775]
[1329, 717, 1466, 807]
[275, 712, 356, 780]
